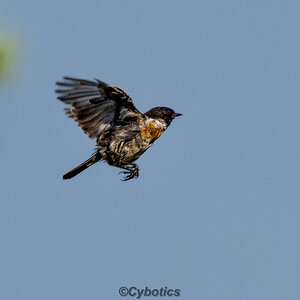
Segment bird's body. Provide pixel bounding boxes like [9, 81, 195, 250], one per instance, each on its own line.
[98, 116, 166, 164]
[56, 77, 181, 181]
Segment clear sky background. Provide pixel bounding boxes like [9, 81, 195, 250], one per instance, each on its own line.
[1, 1, 300, 299]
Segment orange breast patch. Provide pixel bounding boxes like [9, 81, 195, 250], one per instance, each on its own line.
[141, 121, 164, 143]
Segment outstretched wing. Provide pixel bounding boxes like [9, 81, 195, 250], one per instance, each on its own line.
[56, 77, 142, 139]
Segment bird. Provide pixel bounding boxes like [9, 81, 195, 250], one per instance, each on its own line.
[55, 76, 182, 181]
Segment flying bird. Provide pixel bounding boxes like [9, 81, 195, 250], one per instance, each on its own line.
[55, 77, 182, 181]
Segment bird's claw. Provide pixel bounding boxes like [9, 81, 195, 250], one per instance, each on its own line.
[119, 164, 139, 181]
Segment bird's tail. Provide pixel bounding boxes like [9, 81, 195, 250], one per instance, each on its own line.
[62, 153, 102, 180]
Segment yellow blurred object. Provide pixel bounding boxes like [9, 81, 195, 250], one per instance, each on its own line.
[0, 36, 17, 82]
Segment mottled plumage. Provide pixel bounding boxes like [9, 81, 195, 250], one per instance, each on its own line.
[55, 76, 181, 181]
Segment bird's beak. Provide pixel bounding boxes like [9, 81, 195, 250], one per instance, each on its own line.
[174, 113, 182, 117]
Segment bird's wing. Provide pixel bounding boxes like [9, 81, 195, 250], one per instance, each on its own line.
[56, 77, 142, 139]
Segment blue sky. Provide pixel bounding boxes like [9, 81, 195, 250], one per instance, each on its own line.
[1, 1, 300, 299]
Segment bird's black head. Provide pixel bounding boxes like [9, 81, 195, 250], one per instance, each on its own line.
[144, 106, 182, 127]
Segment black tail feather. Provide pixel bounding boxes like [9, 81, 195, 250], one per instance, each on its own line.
[62, 153, 101, 180]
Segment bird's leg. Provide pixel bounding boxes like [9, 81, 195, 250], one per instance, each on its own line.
[119, 163, 139, 181]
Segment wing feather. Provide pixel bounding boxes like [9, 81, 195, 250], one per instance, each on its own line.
[56, 77, 142, 139]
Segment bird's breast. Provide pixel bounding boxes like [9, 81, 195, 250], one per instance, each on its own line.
[141, 119, 166, 143]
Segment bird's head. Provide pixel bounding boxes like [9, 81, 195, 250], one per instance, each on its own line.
[144, 106, 182, 127]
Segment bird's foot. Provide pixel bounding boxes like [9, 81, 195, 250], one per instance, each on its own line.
[119, 164, 139, 181]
